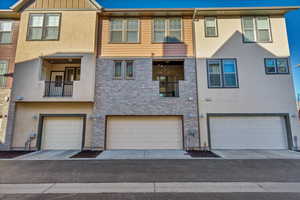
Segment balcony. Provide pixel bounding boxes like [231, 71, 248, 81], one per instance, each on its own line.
[44, 81, 73, 97]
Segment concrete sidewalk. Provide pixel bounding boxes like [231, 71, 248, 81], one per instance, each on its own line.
[1, 182, 300, 194]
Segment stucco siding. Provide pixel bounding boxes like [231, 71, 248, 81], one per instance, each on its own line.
[12, 102, 93, 149]
[15, 11, 97, 63]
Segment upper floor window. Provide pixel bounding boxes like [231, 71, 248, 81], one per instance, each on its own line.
[207, 59, 238, 88]
[110, 18, 139, 43]
[0, 60, 8, 88]
[153, 17, 182, 43]
[204, 17, 218, 37]
[242, 16, 272, 43]
[0, 21, 12, 44]
[265, 58, 289, 74]
[27, 13, 61, 41]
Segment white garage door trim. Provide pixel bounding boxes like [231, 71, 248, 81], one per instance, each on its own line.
[207, 113, 292, 150]
[106, 116, 184, 150]
[38, 114, 86, 150]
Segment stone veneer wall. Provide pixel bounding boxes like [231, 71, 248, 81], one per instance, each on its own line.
[93, 58, 200, 150]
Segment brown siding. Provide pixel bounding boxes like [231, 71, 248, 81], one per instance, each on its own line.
[0, 20, 19, 89]
[28, 0, 95, 9]
[99, 16, 194, 57]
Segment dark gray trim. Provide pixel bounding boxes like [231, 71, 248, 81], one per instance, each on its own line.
[37, 114, 87, 150]
[264, 58, 290, 75]
[204, 16, 218, 38]
[104, 115, 185, 150]
[206, 113, 294, 150]
[206, 58, 239, 89]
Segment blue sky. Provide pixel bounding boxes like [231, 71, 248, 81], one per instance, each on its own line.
[1, 0, 300, 98]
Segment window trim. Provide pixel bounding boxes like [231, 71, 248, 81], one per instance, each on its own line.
[204, 16, 218, 38]
[26, 13, 62, 41]
[0, 60, 9, 88]
[152, 17, 183, 43]
[264, 58, 290, 75]
[0, 20, 13, 44]
[109, 18, 140, 44]
[207, 58, 239, 89]
[241, 16, 273, 43]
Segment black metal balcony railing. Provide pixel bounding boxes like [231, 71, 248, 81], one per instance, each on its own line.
[159, 81, 179, 97]
[44, 81, 73, 97]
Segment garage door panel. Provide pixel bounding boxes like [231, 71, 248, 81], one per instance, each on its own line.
[107, 116, 182, 150]
[210, 116, 288, 149]
[42, 117, 83, 150]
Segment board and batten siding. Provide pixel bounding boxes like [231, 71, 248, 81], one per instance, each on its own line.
[28, 0, 97, 9]
[99, 16, 194, 57]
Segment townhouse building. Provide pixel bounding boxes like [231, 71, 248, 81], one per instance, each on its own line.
[0, 9, 19, 149]
[1, 0, 299, 152]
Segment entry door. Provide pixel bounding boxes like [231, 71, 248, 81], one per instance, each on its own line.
[50, 71, 64, 96]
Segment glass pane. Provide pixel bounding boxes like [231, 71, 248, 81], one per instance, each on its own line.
[65, 68, 75, 81]
[154, 18, 165, 30]
[209, 74, 221, 87]
[0, 62, 8, 75]
[44, 27, 59, 40]
[256, 17, 269, 29]
[127, 19, 138, 30]
[46, 15, 60, 26]
[111, 31, 122, 42]
[29, 27, 42, 40]
[205, 17, 216, 27]
[126, 62, 134, 78]
[111, 19, 123, 30]
[75, 68, 81, 80]
[0, 32, 12, 43]
[244, 30, 255, 42]
[208, 61, 221, 73]
[168, 31, 181, 42]
[224, 74, 237, 87]
[0, 22, 12, 31]
[243, 17, 254, 29]
[30, 15, 44, 27]
[223, 60, 236, 73]
[154, 31, 165, 42]
[114, 62, 122, 78]
[169, 18, 181, 30]
[277, 59, 288, 73]
[127, 31, 138, 42]
[266, 59, 276, 67]
[206, 27, 216, 37]
[266, 66, 276, 73]
[257, 30, 270, 42]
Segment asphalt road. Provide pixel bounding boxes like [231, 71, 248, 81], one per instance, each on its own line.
[1, 193, 300, 200]
[1, 159, 300, 184]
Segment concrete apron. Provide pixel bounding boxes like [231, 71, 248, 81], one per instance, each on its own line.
[10, 149, 300, 160]
[1, 182, 300, 194]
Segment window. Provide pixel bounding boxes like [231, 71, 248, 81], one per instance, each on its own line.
[153, 17, 182, 43]
[65, 67, 81, 81]
[0, 61, 8, 88]
[207, 59, 238, 88]
[204, 17, 218, 37]
[27, 13, 61, 41]
[265, 58, 289, 74]
[125, 61, 134, 79]
[0, 21, 12, 44]
[113, 61, 122, 79]
[110, 18, 139, 43]
[242, 16, 272, 42]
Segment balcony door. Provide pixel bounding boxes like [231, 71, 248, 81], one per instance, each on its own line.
[50, 71, 65, 96]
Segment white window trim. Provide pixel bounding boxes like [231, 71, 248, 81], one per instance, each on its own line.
[204, 17, 218, 37]
[152, 17, 183, 43]
[0, 20, 13, 44]
[265, 58, 289, 74]
[110, 18, 140, 43]
[242, 16, 272, 43]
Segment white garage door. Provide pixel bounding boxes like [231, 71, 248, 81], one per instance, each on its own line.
[42, 117, 83, 150]
[107, 116, 183, 150]
[210, 116, 288, 149]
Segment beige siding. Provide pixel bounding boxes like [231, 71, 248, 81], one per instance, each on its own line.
[12, 102, 93, 149]
[194, 15, 300, 148]
[15, 10, 97, 63]
[28, 0, 96, 9]
[99, 16, 194, 57]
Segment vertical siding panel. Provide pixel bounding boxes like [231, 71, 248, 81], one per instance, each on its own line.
[78, 0, 85, 8]
[61, 0, 67, 8]
[66, 0, 73, 9]
[35, 0, 42, 8]
[73, 0, 79, 9]
[43, 0, 49, 9]
[48, 0, 55, 8]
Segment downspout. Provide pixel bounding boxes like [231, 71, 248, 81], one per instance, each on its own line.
[192, 9, 202, 150]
